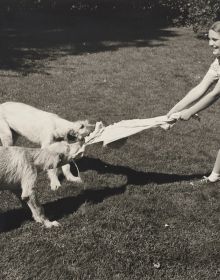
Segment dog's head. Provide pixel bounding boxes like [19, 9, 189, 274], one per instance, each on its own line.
[66, 120, 95, 143]
[47, 141, 85, 168]
[37, 141, 85, 170]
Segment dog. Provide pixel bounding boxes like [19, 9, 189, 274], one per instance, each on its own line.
[0, 101, 95, 190]
[0, 141, 85, 228]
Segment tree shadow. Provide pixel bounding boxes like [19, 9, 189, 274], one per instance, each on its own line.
[0, 13, 179, 74]
[0, 184, 126, 233]
[76, 156, 205, 185]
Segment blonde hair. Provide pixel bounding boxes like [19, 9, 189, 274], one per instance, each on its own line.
[210, 21, 220, 33]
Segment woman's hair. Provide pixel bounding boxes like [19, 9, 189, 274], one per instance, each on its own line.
[210, 21, 220, 33]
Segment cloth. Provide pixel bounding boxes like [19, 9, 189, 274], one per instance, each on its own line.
[85, 114, 180, 147]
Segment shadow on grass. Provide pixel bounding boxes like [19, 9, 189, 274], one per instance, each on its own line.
[0, 184, 126, 233]
[0, 157, 204, 233]
[76, 156, 205, 185]
[0, 13, 179, 74]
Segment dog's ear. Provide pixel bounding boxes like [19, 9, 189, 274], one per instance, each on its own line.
[66, 129, 77, 142]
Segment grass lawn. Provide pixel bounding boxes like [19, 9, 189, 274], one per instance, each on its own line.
[0, 15, 220, 279]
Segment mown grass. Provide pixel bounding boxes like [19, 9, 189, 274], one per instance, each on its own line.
[0, 15, 220, 279]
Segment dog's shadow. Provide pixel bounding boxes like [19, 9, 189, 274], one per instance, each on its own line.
[0, 157, 205, 233]
[0, 185, 126, 233]
[75, 156, 205, 185]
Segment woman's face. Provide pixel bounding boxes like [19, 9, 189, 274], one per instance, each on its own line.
[209, 29, 220, 57]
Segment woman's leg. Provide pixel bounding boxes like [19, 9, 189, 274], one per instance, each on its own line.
[208, 149, 220, 182]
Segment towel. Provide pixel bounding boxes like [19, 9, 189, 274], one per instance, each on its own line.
[85, 114, 180, 147]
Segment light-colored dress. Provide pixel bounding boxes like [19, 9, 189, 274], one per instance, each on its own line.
[207, 58, 220, 79]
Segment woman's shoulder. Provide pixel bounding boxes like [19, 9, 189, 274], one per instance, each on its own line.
[210, 58, 220, 68]
[208, 58, 220, 79]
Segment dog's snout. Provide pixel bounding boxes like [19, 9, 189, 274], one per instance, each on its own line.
[78, 137, 85, 145]
[89, 123, 96, 131]
[69, 144, 85, 161]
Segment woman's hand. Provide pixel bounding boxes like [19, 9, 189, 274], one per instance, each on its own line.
[167, 108, 178, 118]
[177, 109, 192, 121]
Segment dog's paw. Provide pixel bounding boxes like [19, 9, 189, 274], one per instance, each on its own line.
[66, 175, 83, 184]
[50, 180, 61, 191]
[44, 220, 60, 228]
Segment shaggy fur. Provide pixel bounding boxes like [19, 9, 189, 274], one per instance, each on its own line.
[0, 141, 84, 228]
[0, 102, 94, 189]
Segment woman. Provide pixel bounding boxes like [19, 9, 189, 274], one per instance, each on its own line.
[167, 21, 220, 183]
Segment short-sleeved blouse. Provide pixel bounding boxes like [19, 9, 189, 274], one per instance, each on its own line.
[207, 58, 220, 80]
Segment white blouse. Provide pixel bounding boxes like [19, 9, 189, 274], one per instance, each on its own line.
[207, 58, 220, 79]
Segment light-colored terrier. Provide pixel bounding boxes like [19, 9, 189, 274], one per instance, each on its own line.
[0, 102, 95, 190]
[0, 141, 85, 228]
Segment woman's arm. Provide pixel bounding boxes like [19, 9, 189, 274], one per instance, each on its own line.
[179, 78, 220, 120]
[167, 72, 216, 117]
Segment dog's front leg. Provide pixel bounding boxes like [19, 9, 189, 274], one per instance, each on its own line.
[47, 168, 62, 191]
[41, 138, 62, 191]
[21, 175, 59, 228]
[0, 120, 13, 146]
[25, 192, 60, 228]
[62, 164, 82, 183]
[21, 168, 60, 228]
